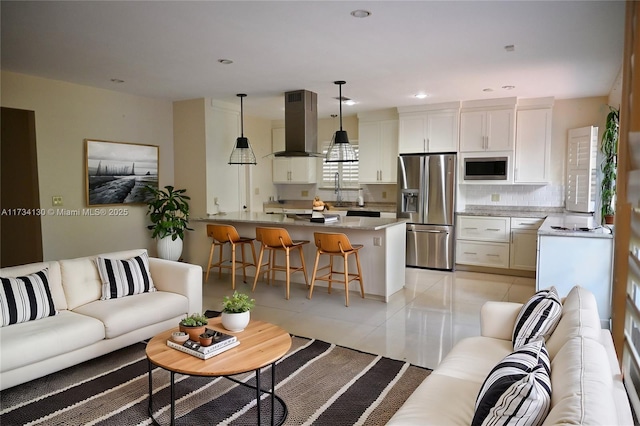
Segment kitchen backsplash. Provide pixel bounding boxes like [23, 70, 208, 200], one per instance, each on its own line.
[275, 184, 397, 205]
[460, 183, 565, 207]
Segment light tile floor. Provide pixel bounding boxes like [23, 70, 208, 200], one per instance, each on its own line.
[202, 268, 535, 370]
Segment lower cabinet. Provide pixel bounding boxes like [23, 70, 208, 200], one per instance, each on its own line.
[509, 230, 538, 270]
[457, 240, 510, 268]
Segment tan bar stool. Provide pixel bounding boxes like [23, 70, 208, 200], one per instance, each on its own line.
[252, 227, 309, 300]
[205, 224, 257, 289]
[254, 227, 275, 285]
[308, 232, 364, 307]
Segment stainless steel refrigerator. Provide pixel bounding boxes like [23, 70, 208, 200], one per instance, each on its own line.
[397, 153, 456, 270]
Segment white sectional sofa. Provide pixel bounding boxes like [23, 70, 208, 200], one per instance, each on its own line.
[388, 286, 633, 425]
[0, 249, 202, 390]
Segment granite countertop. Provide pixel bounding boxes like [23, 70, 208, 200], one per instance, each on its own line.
[197, 212, 406, 231]
[458, 205, 564, 219]
[537, 213, 613, 239]
[263, 200, 396, 213]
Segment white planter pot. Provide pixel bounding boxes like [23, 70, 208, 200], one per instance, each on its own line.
[157, 236, 183, 261]
[221, 311, 250, 332]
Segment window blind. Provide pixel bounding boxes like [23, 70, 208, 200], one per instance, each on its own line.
[320, 140, 359, 187]
[623, 131, 640, 415]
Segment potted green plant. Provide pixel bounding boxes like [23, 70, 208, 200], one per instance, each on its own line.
[179, 313, 209, 341]
[601, 106, 619, 224]
[221, 291, 255, 332]
[145, 185, 193, 260]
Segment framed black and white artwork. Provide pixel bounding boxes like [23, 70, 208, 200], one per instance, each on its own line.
[85, 139, 159, 206]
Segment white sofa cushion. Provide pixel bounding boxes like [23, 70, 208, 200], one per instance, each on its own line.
[512, 287, 562, 349]
[543, 335, 619, 425]
[0, 310, 105, 372]
[0, 269, 57, 326]
[0, 261, 66, 310]
[60, 249, 147, 310]
[96, 252, 156, 300]
[472, 339, 551, 426]
[72, 291, 188, 338]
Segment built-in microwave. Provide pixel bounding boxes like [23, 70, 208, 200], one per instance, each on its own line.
[463, 156, 508, 180]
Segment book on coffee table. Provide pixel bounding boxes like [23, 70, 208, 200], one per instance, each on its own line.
[167, 339, 240, 359]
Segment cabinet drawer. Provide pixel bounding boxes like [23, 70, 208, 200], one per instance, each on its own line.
[456, 241, 510, 268]
[457, 216, 510, 242]
[510, 217, 544, 230]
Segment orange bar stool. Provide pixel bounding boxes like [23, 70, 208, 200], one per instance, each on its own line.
[254, 227, 275, 285]
[205, 224, 257, 289]
[252, 227, 309, 300]
[309, 232, 364, 307]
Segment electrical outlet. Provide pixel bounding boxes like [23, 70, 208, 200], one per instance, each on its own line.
[254, 188, 260, 195]
[373, 237, 382, 246]
[491, 194, 500, 202]
[301, 190, 308, 197]
[382, 191, 387, 199]
[214, 197, 219, 205]
[52, 196, 63, 206]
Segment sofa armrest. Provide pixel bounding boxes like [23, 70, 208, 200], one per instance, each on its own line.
[480, 301, 523, 341]
[148, 258, 202, 315]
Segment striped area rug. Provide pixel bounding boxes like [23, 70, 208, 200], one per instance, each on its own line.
[0, 336, 430, 425]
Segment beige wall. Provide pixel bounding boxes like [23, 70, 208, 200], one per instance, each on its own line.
[1, 71, 174, 260]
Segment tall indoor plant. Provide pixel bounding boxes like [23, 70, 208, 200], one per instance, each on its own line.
[601, 106, 619, 224]
[145, 185, 192, 260]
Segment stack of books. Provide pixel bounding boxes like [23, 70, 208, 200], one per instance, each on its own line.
[167, 329, 239, 359]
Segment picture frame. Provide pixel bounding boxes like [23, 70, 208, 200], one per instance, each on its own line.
[85, 139, 159, 206]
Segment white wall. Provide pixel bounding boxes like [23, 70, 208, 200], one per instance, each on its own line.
[1, 71, 174, 260]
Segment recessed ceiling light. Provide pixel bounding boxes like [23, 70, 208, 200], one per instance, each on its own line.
[483, 88, 494, 92]
[218, 59, 233, 65]
[504, 44, 515, 52]
[414, 93, 429, 99]
[351, 9, 371, 18]
[334, 96, 357, 106]
[502, 85, 516, 90]
[110, 78, 125, 83]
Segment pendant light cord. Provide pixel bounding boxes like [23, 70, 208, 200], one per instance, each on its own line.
[339, 83, 343, 131]
[240, 95, 244, 137]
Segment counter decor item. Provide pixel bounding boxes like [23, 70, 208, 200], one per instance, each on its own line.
[145, 185, 192, 260]
[312, 196, 326, 211]
[601, 105, 619, 224]
[221, 291, 255, 332]
[171, 331, 189, 343]
[179, 313, 209, 341]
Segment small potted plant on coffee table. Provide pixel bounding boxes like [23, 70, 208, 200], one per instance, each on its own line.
[221, 291, 255, 332]
[179, 313, 209, 341]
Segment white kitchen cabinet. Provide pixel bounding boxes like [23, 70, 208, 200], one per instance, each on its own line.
[456, 215, 511, 269]
[509, 217, 543, 270]
[459, 108, 515, 152]
[272, 127, 316, 184]
[358, 119, 398, 183]
[398, 104, 460, 154]
[514, 107, 552, 184]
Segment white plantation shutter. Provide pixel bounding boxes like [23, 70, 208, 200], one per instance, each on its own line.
[565, 126, 598, 213]
[320, 140, 359, 187]
[623, 132, 640, 416]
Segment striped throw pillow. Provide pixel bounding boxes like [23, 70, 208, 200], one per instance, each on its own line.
[512, 287, 562, 349]
[472, 339, 552, 426]
[97, 253, 156, 300]
[0, 269, 57, 327]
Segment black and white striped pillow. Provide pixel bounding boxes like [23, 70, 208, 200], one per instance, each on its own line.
[0, 269, 57, 327]
[96, 253, 156, 300]
[512, 287, 562, 349]
[472, 339, 552, 426]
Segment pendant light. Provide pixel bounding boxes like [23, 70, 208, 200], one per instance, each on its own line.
[325, 81, 357, 163]
[229, 93, 257, 165]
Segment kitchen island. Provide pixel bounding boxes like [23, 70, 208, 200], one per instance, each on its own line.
[197, 212, 407, 302]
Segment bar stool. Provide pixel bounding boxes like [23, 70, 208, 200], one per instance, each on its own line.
[252, 227, 309, 300]
[205, 224, 257, 290]
[308, 232, 364, 307]
[254, 227, 275, 285]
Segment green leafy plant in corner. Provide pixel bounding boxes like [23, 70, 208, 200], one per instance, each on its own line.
[601, 106, 619, 221]
[222, 291, 256, 313]
[180, 313, 209, 327]
[145, 185, 193, 240]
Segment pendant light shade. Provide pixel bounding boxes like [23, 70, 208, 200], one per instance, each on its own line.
[229, 93, 257, 165]
[326, 81, 358, 163]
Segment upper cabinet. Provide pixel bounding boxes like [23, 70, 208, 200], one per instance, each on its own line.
[272, 127, 316, 184]
[397, 102, 460, 154]
[358, 110, 399, 184]
[514, 99, 553, 184]
[459, 98, 516, 152]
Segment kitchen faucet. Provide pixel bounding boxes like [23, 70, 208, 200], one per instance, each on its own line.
[334, 172, 343, 206]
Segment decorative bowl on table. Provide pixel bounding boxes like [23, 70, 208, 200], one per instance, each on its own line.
[171, 331, 189, 343]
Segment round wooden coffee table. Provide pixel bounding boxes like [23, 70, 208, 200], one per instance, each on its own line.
[146, 318, 292, 426]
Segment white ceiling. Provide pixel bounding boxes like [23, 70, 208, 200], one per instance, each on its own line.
[1, 1, 626, 120]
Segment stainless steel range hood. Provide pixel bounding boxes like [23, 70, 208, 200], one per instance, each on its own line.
[273, 90, 323, 157]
